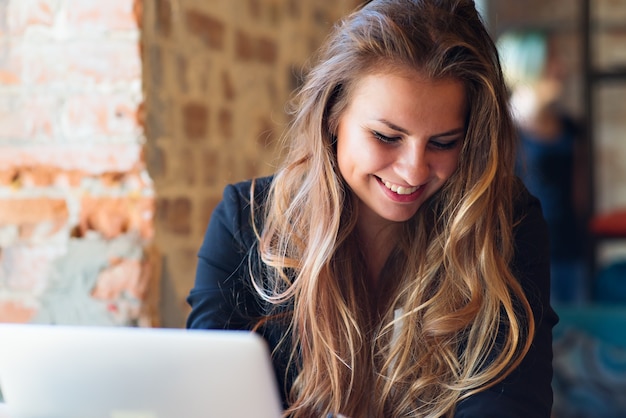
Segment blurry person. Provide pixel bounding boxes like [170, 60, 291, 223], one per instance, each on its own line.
[498, 29, 589, 304]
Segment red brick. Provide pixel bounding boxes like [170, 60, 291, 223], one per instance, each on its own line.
[218, 107, 233, 138]
[0, 166, 89, 188]
[235, 30, 255, 61]
[0, 299, 37, 323]
[222, 71, 235, 100]
[257, 37, 278, 64]
[182, 102, 209, 140]
[13, 166, 64, 187]
[0, 143, 143, 175]
[287, 0, 301, 18]
[62, 93, 142, 138]
[64, 0, 140, 32]
[136, 100, 146, 130]
[156, 197, 191, 235]
[234, 32, 278, 64]
[136, 244, 161, 327]
[79, 196, 155, 240]
[186, 10, 225, 50]
[0, 198, 69, 241]
[0, 44, 26, 85]
[0, 198, 68, 226]
[92, 258, 144, 300]
[154, 0, 172, 36]
[0, 167, 19, 186]
[134, 0, 143, 30]
[0, 47, 22, 85]
[248, 0, 262, 19]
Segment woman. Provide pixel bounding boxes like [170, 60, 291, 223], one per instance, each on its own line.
[187, 1, 557, 417]
[497, 29, 588, 304]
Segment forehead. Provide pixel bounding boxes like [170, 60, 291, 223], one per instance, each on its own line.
[354, 62, 465, 93]
[344, 68, 468, 130]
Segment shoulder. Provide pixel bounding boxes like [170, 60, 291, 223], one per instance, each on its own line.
[511, 178, 550, 268]
[221, 175, 274, 209]
[510, 178, 554, 318]
[512, 178, 547, 236]
[215, 175, 274, 248]
[217, 175, 274, 221]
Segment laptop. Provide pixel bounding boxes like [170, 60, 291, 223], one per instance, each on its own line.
[0, 324, 283, 418]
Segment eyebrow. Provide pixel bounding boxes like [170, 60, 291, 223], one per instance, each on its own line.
[378, 119, 465, 139]
[431, 127, 465, 140]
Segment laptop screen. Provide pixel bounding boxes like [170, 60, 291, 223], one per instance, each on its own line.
[0, 324, 283, 418]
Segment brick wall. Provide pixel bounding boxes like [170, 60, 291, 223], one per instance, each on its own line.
[5, 0, 622, 327]
[141, 0, 363, 327]
[0, 0, 157, 326]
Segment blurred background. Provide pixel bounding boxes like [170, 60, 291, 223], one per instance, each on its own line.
[0, 0, 625, 416]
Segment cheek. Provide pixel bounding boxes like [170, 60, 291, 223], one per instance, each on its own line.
[344, 142, 389, 175]
[336, 131, 373, 172]
[335, 122, 354, 170]
[435, 151, 462, 179]
[335, 137, 350, 171]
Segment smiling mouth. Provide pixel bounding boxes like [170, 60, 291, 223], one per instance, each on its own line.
[379, 178, 420, 195]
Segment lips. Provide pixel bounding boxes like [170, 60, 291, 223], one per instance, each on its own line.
[376, 176, 425, 203]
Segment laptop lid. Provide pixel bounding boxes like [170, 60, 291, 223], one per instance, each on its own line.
[0, 324, 283, 418]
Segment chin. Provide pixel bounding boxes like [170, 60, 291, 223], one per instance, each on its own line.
[381, 210, 420, 224]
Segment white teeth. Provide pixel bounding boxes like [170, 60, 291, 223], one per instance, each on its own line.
[383, 180, 418, 195]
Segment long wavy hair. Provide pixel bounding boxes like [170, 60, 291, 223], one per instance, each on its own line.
[252, 1, 533, 417]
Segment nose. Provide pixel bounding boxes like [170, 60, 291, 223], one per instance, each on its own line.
[395, 142, 430, 186]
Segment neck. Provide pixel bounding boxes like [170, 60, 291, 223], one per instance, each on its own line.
[356, 215, 401, 288]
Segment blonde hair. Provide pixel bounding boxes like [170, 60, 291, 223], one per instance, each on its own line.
[253, 1, 534, 417]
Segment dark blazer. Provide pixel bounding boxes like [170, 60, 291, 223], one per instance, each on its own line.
[187, 176, 558, 417]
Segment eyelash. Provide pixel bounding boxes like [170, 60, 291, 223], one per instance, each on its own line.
[372, 131, 461, 150]
[430, 140, 460, 151]
[372, 131, 400, 144]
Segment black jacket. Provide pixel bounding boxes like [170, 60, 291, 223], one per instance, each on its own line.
[187, 176, 558, 417]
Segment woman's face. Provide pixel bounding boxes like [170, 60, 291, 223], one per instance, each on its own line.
[336, 69, 467, 231]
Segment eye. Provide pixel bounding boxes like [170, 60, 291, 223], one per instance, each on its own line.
[428, 138, 461, 151]
[372, 131, 401, 144]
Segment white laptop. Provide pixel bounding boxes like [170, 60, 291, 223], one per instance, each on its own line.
[0, 324, 283, 418]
